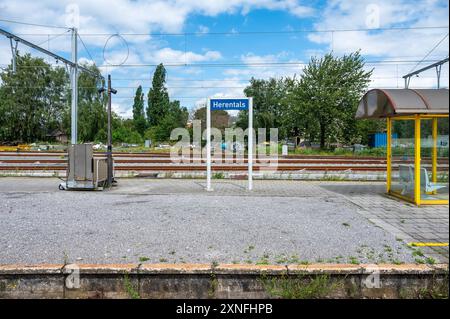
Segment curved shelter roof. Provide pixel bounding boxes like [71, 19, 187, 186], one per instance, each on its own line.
[356, 88, 449, 119]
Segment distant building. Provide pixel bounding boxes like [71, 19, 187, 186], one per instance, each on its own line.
[48, 129, 68, 143]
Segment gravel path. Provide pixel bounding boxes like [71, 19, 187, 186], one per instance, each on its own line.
[0, 178, 416, 264]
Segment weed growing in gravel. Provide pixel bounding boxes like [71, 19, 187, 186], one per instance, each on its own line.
[256, 253, 270, 265]
[213, 172, 225, 179]
[412, 249, 424, 257]
[260, 274, 343, 299]
[244, 245, 255, 254]
[123, 273, 140, 299]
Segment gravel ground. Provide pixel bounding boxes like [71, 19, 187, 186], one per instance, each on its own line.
[0, 178, 416, 264]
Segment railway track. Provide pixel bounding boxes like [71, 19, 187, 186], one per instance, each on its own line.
[0, 151, 448, 172]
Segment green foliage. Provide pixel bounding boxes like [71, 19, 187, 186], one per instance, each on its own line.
[132, 85, 147, 136]
[235, 52, 374, 148]
[261, 274, 342, 299]
[147, 63, 169, 127]
[143, 65, 188, 143]
[194, 106, 230, 133]
[113, 119, 144, 144]
[123, 273, 140, 299]
[0, 53, 68, 142]
[74, 64, 108, 142]
[237, 77, 294, 139]
[289, 52, 373, 148]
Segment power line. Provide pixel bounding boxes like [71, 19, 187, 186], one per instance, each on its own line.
[115, 75, 449, 82]
[407, 33, 449, 74]
[36, 29, 71, 47]
[77, 33, 96, 64]
[3, 77, 449, 90]
[94, 59, 446, 68]
[73, 25, 449, 37]
[1, 59, 447, 71]
[0, 18, 70, 30]
[9, 25, 450, 37]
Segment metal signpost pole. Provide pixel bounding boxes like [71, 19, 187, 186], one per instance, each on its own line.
[206, 98, 212, 191]
[248, 97, 253, 191]
[70, 27, 78, 145]
[107, 75, 113, 187]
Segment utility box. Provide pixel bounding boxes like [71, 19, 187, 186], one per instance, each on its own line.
[368, 132, 398, 148]
[68, 144, 93, 185]
[62, 144, 111, 190]
[93, 157, 108, 185]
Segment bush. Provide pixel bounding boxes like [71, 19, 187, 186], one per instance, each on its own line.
[113, 126, 143, 144]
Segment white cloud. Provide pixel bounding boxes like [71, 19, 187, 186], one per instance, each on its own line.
[145, 47, 222, 64]
[307, 0, 449, 88]
[111, 102, 132, 118]
[0, 0, 314, 38]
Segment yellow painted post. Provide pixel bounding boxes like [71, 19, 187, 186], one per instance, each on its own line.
[386, 117, 392, 193]
[414, 115, 421, 206]
[432, 117, 438, 184]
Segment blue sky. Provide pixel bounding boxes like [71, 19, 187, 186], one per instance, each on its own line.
[0, 0, 449, 118]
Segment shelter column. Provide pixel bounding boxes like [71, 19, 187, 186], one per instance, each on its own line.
[386, 117, 392, 193]
[432, 117, 438, 184]
[414, 115, 421, 206]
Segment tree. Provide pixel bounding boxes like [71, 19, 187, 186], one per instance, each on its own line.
[193, 106, 230, 133]
[113, 119, 144, 144]
[0, 53, 68, 143]
[132, 85, 146, 136]
[237, 77, 294, 140]
[67, 64, 108, 142]
[291, 52, 372, 148]
[145, 100, 188, 142]
[146, 63, 169, 126]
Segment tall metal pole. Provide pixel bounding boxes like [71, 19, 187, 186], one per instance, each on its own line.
[9, 38, 17, 74]
[436, 64, 442, 89]
[248, 97, 253, 191]
[70, 28, 78, 145]
[107, 75, 113, 187]
[206, 98, 212, 191]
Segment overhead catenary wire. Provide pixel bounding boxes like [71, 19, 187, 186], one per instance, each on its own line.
[77, 33, 96, 64]
[36, 29, 71, 47]
[0, 18, 70, 30]
[1, 59, 444, 69]
[73, 25, 450, 37]
[2, 77, 449, 90]
[9, 25, 449, 37]
[407, 33, 449, 74]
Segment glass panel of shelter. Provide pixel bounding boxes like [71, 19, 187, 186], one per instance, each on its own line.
[390, 118, 416, 202]
[420, 117, 449, 201]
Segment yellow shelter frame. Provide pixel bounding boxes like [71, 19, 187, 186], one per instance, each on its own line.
[386, 114, 449, 206]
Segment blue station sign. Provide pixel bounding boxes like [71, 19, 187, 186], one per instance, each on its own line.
[210, 98, 249, 111]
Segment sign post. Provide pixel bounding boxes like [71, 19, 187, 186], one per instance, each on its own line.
[248, 97, 253, 191]
[207, 97, 253, 191]
[206, 98, 212, 191]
